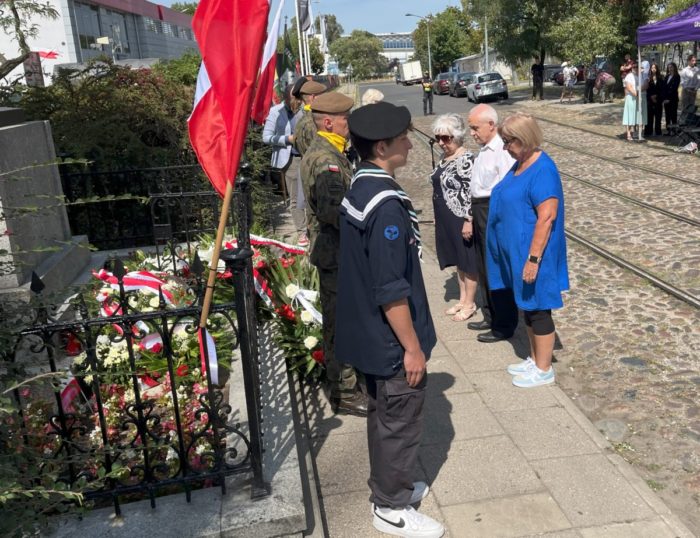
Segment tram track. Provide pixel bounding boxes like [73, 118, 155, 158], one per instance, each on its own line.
[411, 128, 700, 310]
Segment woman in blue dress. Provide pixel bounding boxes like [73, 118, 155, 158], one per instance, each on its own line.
[485, 112, 569, 388]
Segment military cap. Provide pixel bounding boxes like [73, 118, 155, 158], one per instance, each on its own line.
[290, 77, 307, 98]
[310, 92, 354, 114]
[300, 80, 327, 95]
[349, 101, 411, 141]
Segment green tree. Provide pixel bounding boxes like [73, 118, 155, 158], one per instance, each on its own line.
[315, 14, 343, 45]
[154, 50, 201, 86]
[329, 30, 386, 79]
[661, 0, 697, 15]
[547, 3, 625, 64]
[0, 0, 59, 80]
[277, 18, 325, 74]
[170, 1, 198, 15]
[411, 7, 482, 76]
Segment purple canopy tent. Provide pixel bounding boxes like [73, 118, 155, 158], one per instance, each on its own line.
[632, 2, 700, 140]
[637, 2, 700, 45]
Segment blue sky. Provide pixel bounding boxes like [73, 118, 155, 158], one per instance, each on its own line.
[160, 0, 462, 34]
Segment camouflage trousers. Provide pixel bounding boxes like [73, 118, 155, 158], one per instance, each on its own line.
[319, 268, 358, 395]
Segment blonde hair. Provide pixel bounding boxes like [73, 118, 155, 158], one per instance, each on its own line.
[361, 88, 385, 105]
[498, 112, 543, 152]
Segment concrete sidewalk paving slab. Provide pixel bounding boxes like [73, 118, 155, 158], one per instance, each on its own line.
[440, 492, 572, 537]
[419, 436, 544, 506]
[496, 407, 600, 461]
[467, 371, 560, 412]
[423, 391, 504, 445]
[426, 355, 477, 397]
[577, 518, 686, 538]
[448, 341, 523, 373]
[311, 430, 370, 496]
[530, 454, 655, 527]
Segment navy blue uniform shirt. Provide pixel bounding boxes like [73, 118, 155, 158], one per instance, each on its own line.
[335, 163, 436, 377]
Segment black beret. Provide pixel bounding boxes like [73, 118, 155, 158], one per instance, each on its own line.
[290, 77, 307, 98]
[349, 102, 412, 141]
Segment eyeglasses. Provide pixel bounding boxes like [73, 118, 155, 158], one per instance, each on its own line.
[435, 135, 453, 143]
[502, 137, 517, 147]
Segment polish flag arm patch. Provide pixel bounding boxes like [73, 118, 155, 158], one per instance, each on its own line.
[328, 164, 340, 172]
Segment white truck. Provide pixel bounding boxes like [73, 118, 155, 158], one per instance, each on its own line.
[396, 60, 423, 85]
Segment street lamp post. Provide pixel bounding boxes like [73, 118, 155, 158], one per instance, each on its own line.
[406, 13, 432, 77]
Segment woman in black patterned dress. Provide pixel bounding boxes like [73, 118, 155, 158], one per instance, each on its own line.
[431, 113, 479, 321]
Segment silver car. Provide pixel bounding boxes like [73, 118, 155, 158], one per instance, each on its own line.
[466, 72, 508, 102]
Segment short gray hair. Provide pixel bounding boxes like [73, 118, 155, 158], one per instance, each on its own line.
[361, 88, 384, 105]
[432, 113, 466, 144]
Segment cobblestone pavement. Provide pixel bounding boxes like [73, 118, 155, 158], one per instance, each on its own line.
[403, 110, 700, 534]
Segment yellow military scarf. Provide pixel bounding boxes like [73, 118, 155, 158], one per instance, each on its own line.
[303, 104, 311, 112]
[317, 131, 346, 153]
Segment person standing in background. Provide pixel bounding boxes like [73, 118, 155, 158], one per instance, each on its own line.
[466, 104, 518, 343]
[663, 62, 681, 135]
[531, 56, 544, 101]
[584, 56, 598, 104]
[645, 62, 664, 136]
[680, 54, 698, 113]
[421, 71, 434, 116]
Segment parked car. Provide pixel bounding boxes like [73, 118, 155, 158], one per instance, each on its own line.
[466, 72, 508, 102]
[432, 73, 452, 94]
[551, 64, 585, 85]
[449, 72, 476, 97]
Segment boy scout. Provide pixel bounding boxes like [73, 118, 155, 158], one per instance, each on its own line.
[299, 92, 368, 415]
[336, 102, 444, 538]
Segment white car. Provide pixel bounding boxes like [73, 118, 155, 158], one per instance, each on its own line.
[466, 72, 508, 102]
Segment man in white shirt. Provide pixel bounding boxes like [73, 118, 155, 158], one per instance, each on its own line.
[680, 54, 698, 112]
[466, 104, 518, 343]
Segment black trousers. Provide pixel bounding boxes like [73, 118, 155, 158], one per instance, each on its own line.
[645, 99, 663, 135]
[532, 79, 543, 99]
[366, 368, 426, 509]
[584, 80, 595, 103]
[472, 197, 518, 336]
[664, 99, 678, 128]
[422, 92, 433, 115]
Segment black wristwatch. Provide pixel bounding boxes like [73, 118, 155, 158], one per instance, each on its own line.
[528, 254, 541, 264]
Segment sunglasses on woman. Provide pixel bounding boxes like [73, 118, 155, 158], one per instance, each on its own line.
[435, 135, 453, 143]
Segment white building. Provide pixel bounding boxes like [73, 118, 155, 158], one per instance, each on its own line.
[375, 32, 415, 64]
[0, 0, 198, 85]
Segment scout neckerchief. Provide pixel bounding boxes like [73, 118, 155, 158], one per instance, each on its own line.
[317, 131, 346, 154]
[303, 104, 311, 112]
[351, 166, 423, 259]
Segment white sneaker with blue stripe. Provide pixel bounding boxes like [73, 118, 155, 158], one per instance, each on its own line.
[512, 365, 555, 388]
[507, 356, 535, 376]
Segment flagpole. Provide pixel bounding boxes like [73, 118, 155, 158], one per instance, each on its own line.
[199, 180, 234, 329]
[303, 32, 311, 74]
[295, 0, 305, 74]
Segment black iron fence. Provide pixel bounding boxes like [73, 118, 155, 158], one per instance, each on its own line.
[5, 178, 268, 515]
[59, 164, 226, 251]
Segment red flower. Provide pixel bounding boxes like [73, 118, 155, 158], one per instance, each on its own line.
[275, 304, 296, 321]
[255, 259, 267, 270]
[176, 364, 189, 377]
[280, 256, 295, 268]
[311, 349, 324, 364]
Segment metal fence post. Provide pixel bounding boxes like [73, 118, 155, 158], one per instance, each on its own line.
[220, 174, 270, 499]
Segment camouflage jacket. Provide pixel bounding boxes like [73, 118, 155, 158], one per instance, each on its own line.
[293, 109, 317, 157]
[299, 135, 353, 270]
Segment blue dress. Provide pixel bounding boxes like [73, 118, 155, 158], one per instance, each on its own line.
[485, 152, 569, 311]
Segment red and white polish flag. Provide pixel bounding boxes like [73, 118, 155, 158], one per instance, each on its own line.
[251, 0, 286, 124]
[188, 0, 271, 196]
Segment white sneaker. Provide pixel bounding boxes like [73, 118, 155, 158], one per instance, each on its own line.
[512, 365, 555, 388]
[507, 356, 535, 376]
[373, 505, 445, 538]
[410, 481, 429, 504]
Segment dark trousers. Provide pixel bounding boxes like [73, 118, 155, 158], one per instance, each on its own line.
[319, 268, 357, 394]
[532, 79, 543, 99]
[645, 99, 663, 135]
[584, 80, 596, 103]
[423, 92, 433, 115]
[664, 99, 678, 129]
[472, 197, 518, 336]
[366, 368, 426, 509]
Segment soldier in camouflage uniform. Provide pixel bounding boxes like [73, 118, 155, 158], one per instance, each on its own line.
[300, 92, 368, 416]
[292, 80, 327, 157]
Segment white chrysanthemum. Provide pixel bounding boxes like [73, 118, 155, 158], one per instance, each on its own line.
[73, 352, 87, 365]
[148, 296, 160, 309]
[195, 444, 206, 455]
[300, 310, 313, 324]
[166, 447, 178, 461]
[303, 336, 318, 349]
[285, 283, 300, 299]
